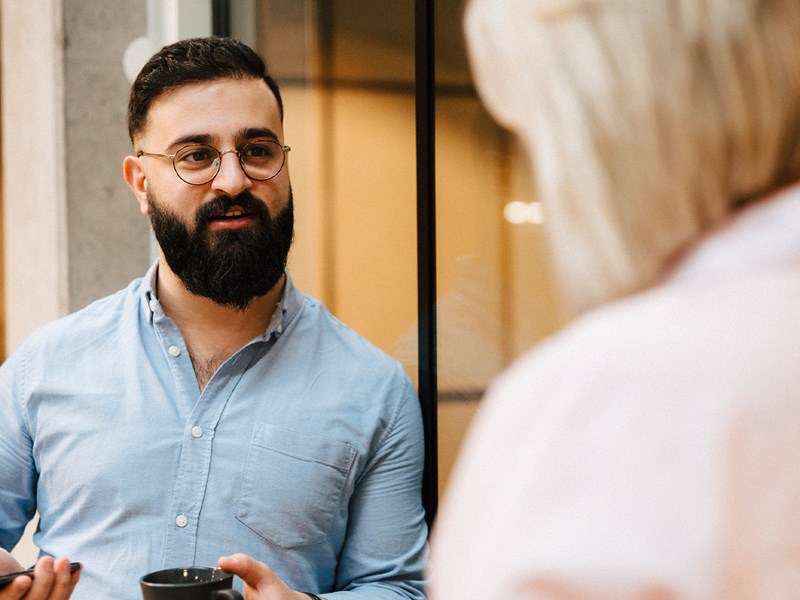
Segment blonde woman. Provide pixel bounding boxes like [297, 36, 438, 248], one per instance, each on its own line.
[430, 0, 800, 597]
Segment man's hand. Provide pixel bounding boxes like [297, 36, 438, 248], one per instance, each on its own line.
[217, 554, 312, 600]
[0, 551, 80, 600]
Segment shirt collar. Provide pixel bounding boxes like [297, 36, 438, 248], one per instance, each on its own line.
[140, 262, 303, 339]
[274, 270, 304, 338]
[665, 182, 800, 286]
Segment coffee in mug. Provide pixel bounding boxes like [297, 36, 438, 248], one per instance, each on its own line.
[140, 566, 243, 600]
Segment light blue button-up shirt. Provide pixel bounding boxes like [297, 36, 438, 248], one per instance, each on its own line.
[0, 264, 427, 599]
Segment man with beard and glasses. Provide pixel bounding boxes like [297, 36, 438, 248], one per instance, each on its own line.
[0, 37, 427, 600]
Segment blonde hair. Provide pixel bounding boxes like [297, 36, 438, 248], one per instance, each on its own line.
[465, 0, 800, 307]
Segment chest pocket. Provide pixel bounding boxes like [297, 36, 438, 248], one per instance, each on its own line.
[236, 422, 357, 548]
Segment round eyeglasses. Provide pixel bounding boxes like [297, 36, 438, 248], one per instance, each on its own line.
[137, 139, 291, 185]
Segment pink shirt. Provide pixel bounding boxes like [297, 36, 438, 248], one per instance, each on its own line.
[430, 184, 800, 599]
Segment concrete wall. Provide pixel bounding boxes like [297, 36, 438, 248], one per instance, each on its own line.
[2, 0, 70, 354]
[2, 0, 151, 355]
[63, 0, 152, 312]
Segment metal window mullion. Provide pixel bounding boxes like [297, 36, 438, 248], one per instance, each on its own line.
[415, 0, 438, 529]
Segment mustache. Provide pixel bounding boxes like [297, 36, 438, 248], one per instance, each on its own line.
[194, 192, 270, 228]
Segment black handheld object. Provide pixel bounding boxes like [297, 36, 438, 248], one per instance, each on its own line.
[0, 561, 81, 588]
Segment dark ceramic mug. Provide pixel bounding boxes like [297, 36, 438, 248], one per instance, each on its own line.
[140, 567, 243, 600]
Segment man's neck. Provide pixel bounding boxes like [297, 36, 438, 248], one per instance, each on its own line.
[155, 259, 285, 389]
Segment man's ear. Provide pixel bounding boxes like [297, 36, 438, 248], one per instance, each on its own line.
[123, 154, 151, 216]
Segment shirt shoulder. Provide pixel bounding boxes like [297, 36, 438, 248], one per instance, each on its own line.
[293, 291, 410, 382]
[6, 277, 146, 371]
[494, 269, 800, 411]
[435, 270, 800, 599]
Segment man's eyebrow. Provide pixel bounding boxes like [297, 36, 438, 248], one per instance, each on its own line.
[167, 128, 281, 150]
[168, 133, 214, 149]
[240, 127, 280, 142]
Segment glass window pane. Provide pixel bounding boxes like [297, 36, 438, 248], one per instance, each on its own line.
[434, 0, 572, 495]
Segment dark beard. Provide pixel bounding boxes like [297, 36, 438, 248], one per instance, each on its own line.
[148, 189, 294, 310]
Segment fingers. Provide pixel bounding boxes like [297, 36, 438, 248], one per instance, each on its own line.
[218, 553, 276, 586]
[1, 557, 80, 600]
[27, 556, 57, 600]
[0, 550, 23, 574]
[0, 575, 33, 600]
[49, 558, 80, 600]
[218, 554, 304, 600]
[0, 549, 29, 600]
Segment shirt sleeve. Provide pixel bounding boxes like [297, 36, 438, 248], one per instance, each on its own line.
[324, 369, 428, 599]
[0, 349, 39, 551]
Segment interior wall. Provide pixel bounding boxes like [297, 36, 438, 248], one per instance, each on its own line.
[329, 89, 418, 352]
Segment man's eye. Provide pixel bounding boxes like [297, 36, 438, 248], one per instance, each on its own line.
[177, 146, 216, 164]
[244, 143, 276, 160]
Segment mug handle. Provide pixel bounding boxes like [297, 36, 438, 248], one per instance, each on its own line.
[212, 591, 243, 600]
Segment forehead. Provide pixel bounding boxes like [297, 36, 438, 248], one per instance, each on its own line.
[140, 77, 283, 147]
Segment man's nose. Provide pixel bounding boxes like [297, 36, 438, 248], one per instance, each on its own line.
[211, 151, 252, 196]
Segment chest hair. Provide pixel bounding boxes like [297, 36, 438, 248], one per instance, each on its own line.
[189, 351, 230, 391]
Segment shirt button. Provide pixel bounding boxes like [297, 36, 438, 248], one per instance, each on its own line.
[191, 425, 203, 439]
[148, 299, 157, 312]
[175, 514, 188, 528]
[168, 345, 181, 357]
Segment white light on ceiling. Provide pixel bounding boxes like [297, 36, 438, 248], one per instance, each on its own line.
[503, 201, 544, 224]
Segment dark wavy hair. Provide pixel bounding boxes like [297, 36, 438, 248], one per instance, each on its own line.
[127, 36, 284, 142]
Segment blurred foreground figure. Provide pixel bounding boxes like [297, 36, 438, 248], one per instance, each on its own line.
[430, 0, 800, 598]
